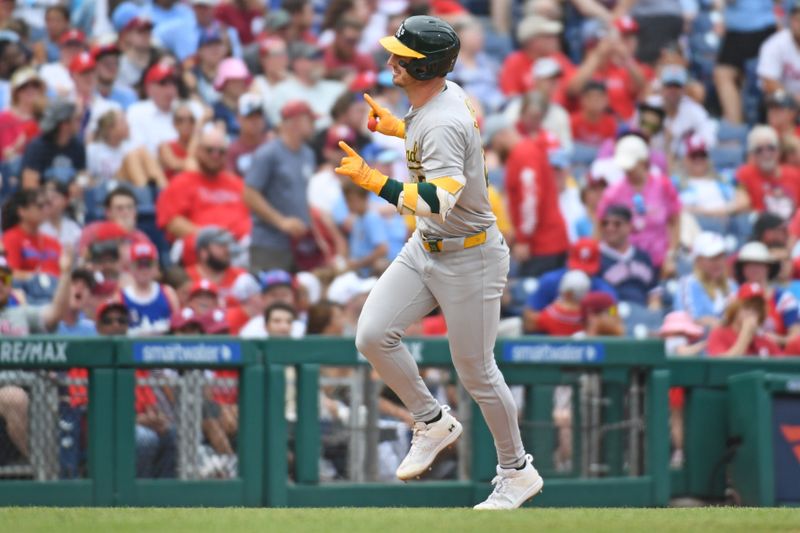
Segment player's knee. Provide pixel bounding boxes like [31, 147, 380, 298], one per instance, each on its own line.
[355, 321, 398, 356]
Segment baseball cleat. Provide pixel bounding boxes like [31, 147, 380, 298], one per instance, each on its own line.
[396, 405, 462, 481]
[473, 454, 544, 510]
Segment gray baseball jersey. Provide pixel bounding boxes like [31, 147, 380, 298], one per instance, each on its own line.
[403, 80, 495, 239]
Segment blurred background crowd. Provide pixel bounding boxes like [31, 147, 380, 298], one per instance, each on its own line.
[0, 0, 799, 482]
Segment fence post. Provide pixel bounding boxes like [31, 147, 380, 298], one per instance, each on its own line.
[646, 368, 670, 506]
[114, 367, 137, 505]
[239, 360, 264, 506]
[295, 364, 320, 484]
[264, 363, 288, 507]
[89, 367, 115, 506]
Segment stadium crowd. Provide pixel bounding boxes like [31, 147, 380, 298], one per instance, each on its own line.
[1, 0, 800, 478]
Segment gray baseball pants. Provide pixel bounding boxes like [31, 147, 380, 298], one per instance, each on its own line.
[355, 224, 527, 468]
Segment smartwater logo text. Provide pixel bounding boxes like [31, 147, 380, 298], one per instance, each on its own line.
[502, 342, 605, 363]
[133, 342, 242, 364]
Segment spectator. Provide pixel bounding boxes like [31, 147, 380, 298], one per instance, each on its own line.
[225, 272, 264, 334]
[311, 91, 370, 164]
[567, 29, 647, 122]
[186, 278, 222, 316]
[553, 150, 590, 242]
[569, 81, 617, 147]
[212, 58, 252, 137]
[126, 62, 180, 155]
[707, 283, 783, 356]
[56, 268, 97, 335]
[154, 0, 242, 62]
[525, 238, 617, 327]
[243, 100, 315, 272]
[323, 18, 375, 81]
[88, 108, 168, 187]
[713, 0, 777, 124]
[659, 65, 717, 159]
[597, 204, 661, 309]
[92, 39, 138, 110]
[499, 16, 574, 99]
[267, 43, 346, 129]
[1, 189, 61, 279]
[226, 94, 268, 176]
[504, 125, 569, 277]
[752, 212, 790, 249]
[516, 62, 573, 150]
[736, 125, 800, 221]
[158, 103, 196, 180]
[39, 29, 86, 98]
[0, 252, 71, 335]
[630, 0, 684, 64]
[756, 1, 800, 98]
[121, 241, 180, 336]
[580, 291, 624, 337]
[343, 182, 388, 277]
[306, 299, 345, 335]
[734, 241, 800, 340]
[186, 226, 250, 307]
[674, 135, 749, 235]
[214, 0, 264, 45]
[449, 17, 503, 113]
[156, 126, 252, 244]
[78, 187, 151, 260]
[527, 269, 590, 335]
[69, 51, 121, 139]
[282, 0, 315, 46]
[598, 135, 681, 273]
[20, 99, 86, 189]
[264, 301, 297, 337]
[35, 4, 70, 64]
[674, 232, 737, 329]
[765, 91, 800, 141]
[250, 37, 290, 107]
[170, 306, 205, 334]
[192, 27, 228, 105]
[239, 269, 304, 338]
[0, 68, 44, 180]
[113, 6, 155, 89]
[40, 180, 81, 250]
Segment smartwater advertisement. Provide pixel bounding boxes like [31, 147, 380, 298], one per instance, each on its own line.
[502, 342, 606, 364]
[133, 341, 242, 364]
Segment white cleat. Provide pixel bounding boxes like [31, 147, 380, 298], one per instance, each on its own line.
[396, 405, 463, 481]
[474, 454, 544, 510]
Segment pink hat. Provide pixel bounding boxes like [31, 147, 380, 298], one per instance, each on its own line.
[213, 58, 252, 91]
[658, 311, 704, 340]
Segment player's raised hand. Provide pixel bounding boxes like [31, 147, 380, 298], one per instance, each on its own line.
[335, 141, 388, 194]
[364, 93, 405, 139]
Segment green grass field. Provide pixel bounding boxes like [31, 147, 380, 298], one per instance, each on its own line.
[2, 508, 800, 533]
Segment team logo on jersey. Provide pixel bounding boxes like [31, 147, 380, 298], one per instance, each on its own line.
[406, 141, 420, 166]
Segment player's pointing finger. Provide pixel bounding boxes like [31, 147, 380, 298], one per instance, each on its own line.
[338, 141, 357, 157]
[363, 93, 382, 114]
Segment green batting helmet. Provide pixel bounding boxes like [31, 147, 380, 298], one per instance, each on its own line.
[379, 16, 460, 81]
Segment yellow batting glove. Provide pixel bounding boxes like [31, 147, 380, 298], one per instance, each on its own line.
[364, 93, 405, 139]
[335, 141, 388, 195]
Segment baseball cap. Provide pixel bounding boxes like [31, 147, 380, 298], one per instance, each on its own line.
[281, 100, 316, 121]
[614, 16, 639, 34]
[326, 125, 356, 152]
[171, 307, 205, 332]
[289, 42, 323, 61]
[195, 226, 235, 251]
[59, 29, 86, 46]
[568, 238, 601, 275]
[264, 8, 291, 30]
[97, 298, 128, 318]
[602, 204, 633, 222]
[691, 231, 726, 259]
[144, 62, 176, 85]
[213, 57, 252, 91]
[658, 311, 703, 340]
[189, 278, 219, 298]
[559, 270, 591, 300]
[613, 135, 649, 172]
[738, 282, 766, 301]
[684, 134, 708, 157]
[112, 2, 152, 33]
[548, 149, 569, 169]
[327, 272, 377, 305]
[258, 270, 293, 292]
[531, 57, 562, 80]
[91, 39, 121, 60]
[200, 308, 230, 334]
[349, 71, 377, 92]
[581, 291, 617, 318]
[295, 271, 322, 305]
[10, 68, 43, 93]
[765, 90, 797, 110]
[230, 273, 261, 303]
[69, 52, 96, 74]
[517, 16, 563, 42]
[238, 93, 264, 117]
[736, 241, 775, 264]
[198, 27, 224, 48]
[130, 241, 157, 261]
[660, 65, 688, 87]
[40, 99, 77, 134]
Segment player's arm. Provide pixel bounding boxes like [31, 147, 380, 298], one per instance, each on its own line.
[335, 142, 466, 221]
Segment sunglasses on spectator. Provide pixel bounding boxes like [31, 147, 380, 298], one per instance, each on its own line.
[134, 259, 155, 269]
[601, 219, 626, 228]
[175, 115, 195, 124]
[202, 146, 227, 156]
[754, 144, 778, 155]
[688, 152, 708, 160]
[100, 315, 128, 326]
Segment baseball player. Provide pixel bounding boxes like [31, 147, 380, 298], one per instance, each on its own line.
[335, 16, 543, 509]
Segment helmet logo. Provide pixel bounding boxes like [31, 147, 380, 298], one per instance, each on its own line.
[396, 25, 405, 38]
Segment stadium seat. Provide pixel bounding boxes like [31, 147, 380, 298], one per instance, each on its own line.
[709, 145, 745, 171]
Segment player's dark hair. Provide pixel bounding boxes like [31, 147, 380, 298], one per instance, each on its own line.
[104, 186, 138, 210]
[264, 301, 297, 322]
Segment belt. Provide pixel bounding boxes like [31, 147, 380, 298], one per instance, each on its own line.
[421, 230, 487, 253]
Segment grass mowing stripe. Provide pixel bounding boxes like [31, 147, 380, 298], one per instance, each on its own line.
[2, 507, 800, 533]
